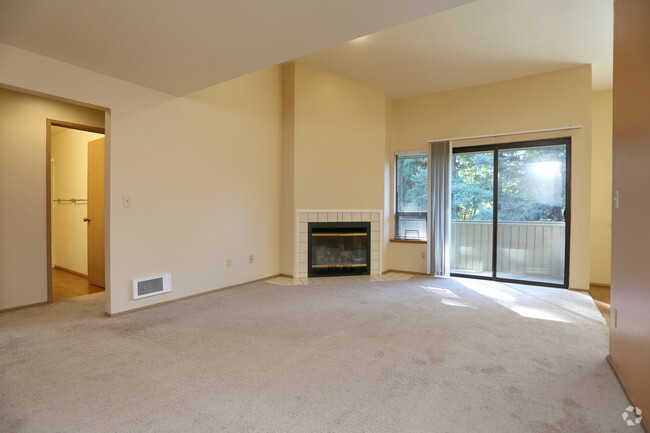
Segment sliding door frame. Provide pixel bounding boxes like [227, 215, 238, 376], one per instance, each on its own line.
[451, 137, 571, 288]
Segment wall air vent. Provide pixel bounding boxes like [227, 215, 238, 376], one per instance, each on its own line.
[132, 274, 172, 299]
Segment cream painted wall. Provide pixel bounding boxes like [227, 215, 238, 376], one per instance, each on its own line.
[610, 0, 650, 414]
[292, 63, 387, 210]
[51, 128, 104, 275]
[390, 66, 593, 289]
[0, 87, 104, 310]
[590, 90, 613, 285]
[0, 43, 282, 314]
[390, 242, 427, 273]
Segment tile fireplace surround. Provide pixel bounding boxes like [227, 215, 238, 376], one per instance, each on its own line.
[295, 210, 383, 279]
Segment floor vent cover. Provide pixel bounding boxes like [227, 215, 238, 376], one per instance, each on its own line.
[132, 274, 172, 299]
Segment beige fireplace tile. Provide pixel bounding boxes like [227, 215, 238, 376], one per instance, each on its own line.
[298, 252, 308, 263]
[371, 240, 380, 252]
[309, 212, 318, 222]
[352, 212, 361, 221]
[361, 212, 371, 221]
[299, 242, 308, 254]
[371, 221, 378, 232]
[318, 212, 328, 222]
[342, 212, 352, 222]
[299, 232, 307, 243]
[299, 213, 308, 222]
[299, 222, 307, 233]
[328, 212, 337, 222]
[371, 212, 380, 222]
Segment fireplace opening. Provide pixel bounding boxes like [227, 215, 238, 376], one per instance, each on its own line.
[308, 222, 371, 277]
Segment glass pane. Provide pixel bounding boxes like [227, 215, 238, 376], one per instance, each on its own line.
[312, 235, 368, 267]
[451, 151, 494, 276]
[396, 215, 427, 240]
[396, 154, 428, 213]
[395, 153, 428, 239]
[496, 145, 566, 284]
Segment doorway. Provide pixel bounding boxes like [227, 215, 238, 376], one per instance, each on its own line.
[47, 120, 106, 302]
[450, 138, 571, 287]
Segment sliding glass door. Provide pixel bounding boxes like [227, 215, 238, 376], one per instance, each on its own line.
[450, 138, 570, 287]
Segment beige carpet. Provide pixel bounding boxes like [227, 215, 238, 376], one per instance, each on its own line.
[0, 276, 641, 432]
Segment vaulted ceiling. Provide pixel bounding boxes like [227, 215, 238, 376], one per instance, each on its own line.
[0, 0, 472, 95]
[0, 0, 612, 99]
[298, 0, 614, 99]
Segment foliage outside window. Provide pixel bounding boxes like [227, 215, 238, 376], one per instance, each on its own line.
[452, 151, 494, 221]
[497, 146, 567, 221]
[451, 146, 567, 222]
[395, 153, 428, 240]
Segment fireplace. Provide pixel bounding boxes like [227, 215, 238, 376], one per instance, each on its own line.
[308, 222, 371, 277]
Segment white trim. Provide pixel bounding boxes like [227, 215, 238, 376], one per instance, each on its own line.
[428, 125, 582, 143]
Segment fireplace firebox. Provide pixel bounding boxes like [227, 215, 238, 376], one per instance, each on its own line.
[308, 222, 371, 277]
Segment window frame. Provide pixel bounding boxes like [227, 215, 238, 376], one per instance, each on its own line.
[394, 152, 428, 241]
[450, 137, 571, 288]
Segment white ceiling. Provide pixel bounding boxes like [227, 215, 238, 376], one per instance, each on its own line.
[297, 0, 614, 99]
[0, 0, 473, 96]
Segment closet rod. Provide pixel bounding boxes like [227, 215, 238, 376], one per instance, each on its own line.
[428, 125, 582, 143]
[53, 198, 87, 203]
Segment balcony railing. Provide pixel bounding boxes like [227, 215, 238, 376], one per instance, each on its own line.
[451, 220, 565, 284]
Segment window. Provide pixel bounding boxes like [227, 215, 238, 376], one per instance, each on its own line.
[395, 153, 428, 240]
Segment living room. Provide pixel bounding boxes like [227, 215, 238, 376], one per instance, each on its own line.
[0, 0, 648, 431]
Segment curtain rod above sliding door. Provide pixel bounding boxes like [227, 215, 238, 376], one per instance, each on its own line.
[428, 125, 582, 143]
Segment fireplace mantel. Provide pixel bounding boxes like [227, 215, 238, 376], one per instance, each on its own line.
[295, 209, 382, 278]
